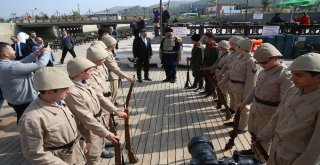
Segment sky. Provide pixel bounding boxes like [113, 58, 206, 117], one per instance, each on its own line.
[0, 0, 175, 19]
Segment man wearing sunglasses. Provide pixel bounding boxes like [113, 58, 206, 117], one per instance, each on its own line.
[236, 43, 293, 162]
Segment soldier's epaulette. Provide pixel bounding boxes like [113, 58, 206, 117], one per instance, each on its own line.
[175, 37, 183, 42]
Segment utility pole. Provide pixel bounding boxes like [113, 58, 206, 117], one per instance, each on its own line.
[143, 7, 146, 19]
[160, 0, 163, 37]
[245, 0, 249, 21]
[77, 3, 80, 14]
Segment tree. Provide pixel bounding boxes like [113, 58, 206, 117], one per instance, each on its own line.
[261, 0, 272, 12]
[0, 17, 8, 23]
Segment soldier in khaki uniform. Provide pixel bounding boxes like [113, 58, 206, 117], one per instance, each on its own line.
[257, 53, 320, 165]
[86, 43, 128, 158]
[101, 36, 135, 104]
[19, 67, 86, 165]
[236, 43, 293, 161]
[229, 38, 258, 133]
[65, 57, 120, 165]
[218, 36, 243, 114]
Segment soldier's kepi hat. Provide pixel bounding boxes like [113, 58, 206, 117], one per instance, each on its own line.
[165, 27, 173, 33]
[87, 44, 108, 62]
[140, 29, 147, 33]
[33, 67, 74, 91]
[191, 34, 201, 42]
[289, 53, 320, 72]
[254, 43, 282, 60]
[67, 57, 96, 78]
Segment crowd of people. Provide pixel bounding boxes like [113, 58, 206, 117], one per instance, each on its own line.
[187, 32, 320, 165]
[0, 21, 320, 165]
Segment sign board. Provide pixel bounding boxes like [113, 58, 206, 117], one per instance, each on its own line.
[253, 13, 263, 20]
[171, 27, 189, 37]
[262, 26, 280, 36]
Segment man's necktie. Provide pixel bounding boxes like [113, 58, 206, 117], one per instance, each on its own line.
[16, 44, 20, 57]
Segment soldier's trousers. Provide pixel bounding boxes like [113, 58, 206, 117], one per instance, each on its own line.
[267, 135, 295, 165]
[248, 103, 276, 162]
[164, 64, 177, 80]
[110, 79, 119, 104]
[85, 133, 105, 165]
[233, 93, 250, 131]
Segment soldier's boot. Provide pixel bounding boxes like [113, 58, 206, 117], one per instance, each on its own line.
[188, 78, 199, 89]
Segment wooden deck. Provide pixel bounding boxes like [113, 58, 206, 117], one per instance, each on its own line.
[0, 67, 252, 165]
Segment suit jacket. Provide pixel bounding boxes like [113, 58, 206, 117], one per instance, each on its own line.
[11, 42, 30, 60]
[26, 38, 36, 52]
[132, 37, 152, 59]
[60, 35, 74, 50]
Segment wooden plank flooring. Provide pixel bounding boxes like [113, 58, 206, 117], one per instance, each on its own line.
[0, 67, 252, 165]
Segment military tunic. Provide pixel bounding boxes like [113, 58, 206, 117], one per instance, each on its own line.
[218, 50, 241, 109]
[243, 64, 293, 161]
[190, 43, 204, 78]
[190, 43, 204, 87]
[65, 81, 111, 165]
[258, 87, 320, 165]
[160, 36, 183, 81]
[229, 54, 258, 131]
[104, 50, 127, 103]
[19, 98, 86, 165]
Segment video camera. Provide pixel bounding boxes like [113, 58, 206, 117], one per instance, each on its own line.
[188, 136, 262, 165]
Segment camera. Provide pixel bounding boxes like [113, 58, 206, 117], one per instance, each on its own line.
[188, 136, 261, 165]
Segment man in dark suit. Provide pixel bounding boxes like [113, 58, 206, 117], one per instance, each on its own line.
[10, 36, 30, 60]
[26, 31, 37, 52]
[59, 30, 76, 64]
[132, 29, 152, 83]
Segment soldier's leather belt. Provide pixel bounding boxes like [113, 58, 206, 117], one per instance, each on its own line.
[230, 79, 245, 84]
[103, 92, 112, 97]
[254, 95, 280, 107]
[162, 51, 176, 54]
[93, 109, 102, 118]
[46, 139, 76, 150]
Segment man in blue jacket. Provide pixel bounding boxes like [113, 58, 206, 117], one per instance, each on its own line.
[60, 30, 77, 64]
[0, 42, 50, 124]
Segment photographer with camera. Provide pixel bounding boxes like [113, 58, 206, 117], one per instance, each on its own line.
[256, 53, 320, 165]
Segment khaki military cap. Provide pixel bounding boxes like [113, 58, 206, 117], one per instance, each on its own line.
[289, 53, 320, 72]
[254, 43, 282, 60]
[217, 40, 230, 50]
[236, 38, 252, 52]
[67, 57, 96, 78]
[33, 67, 74, 91]
[90, 40, 107, 49]
[101, 35, 117, 47]
[229, 36, 243, 44]
[87, 44, 108, 62]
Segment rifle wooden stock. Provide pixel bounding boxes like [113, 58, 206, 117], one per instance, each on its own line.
[225, 109, 241, 150]
[124, 82, 139, 163]
[109, 113, 122, 165]
[250, 133, 269, 161]
[184, 58, 191, 88]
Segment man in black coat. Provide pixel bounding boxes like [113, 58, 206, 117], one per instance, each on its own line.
[161, 6, 170, 26]
[132, 29, 153, 83]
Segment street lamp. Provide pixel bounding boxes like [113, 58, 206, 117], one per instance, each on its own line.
[143, 7, 146, 19]
[124, 8, 128, 20]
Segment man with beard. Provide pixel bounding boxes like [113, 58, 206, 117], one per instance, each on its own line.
[160, 27, 183, 83]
